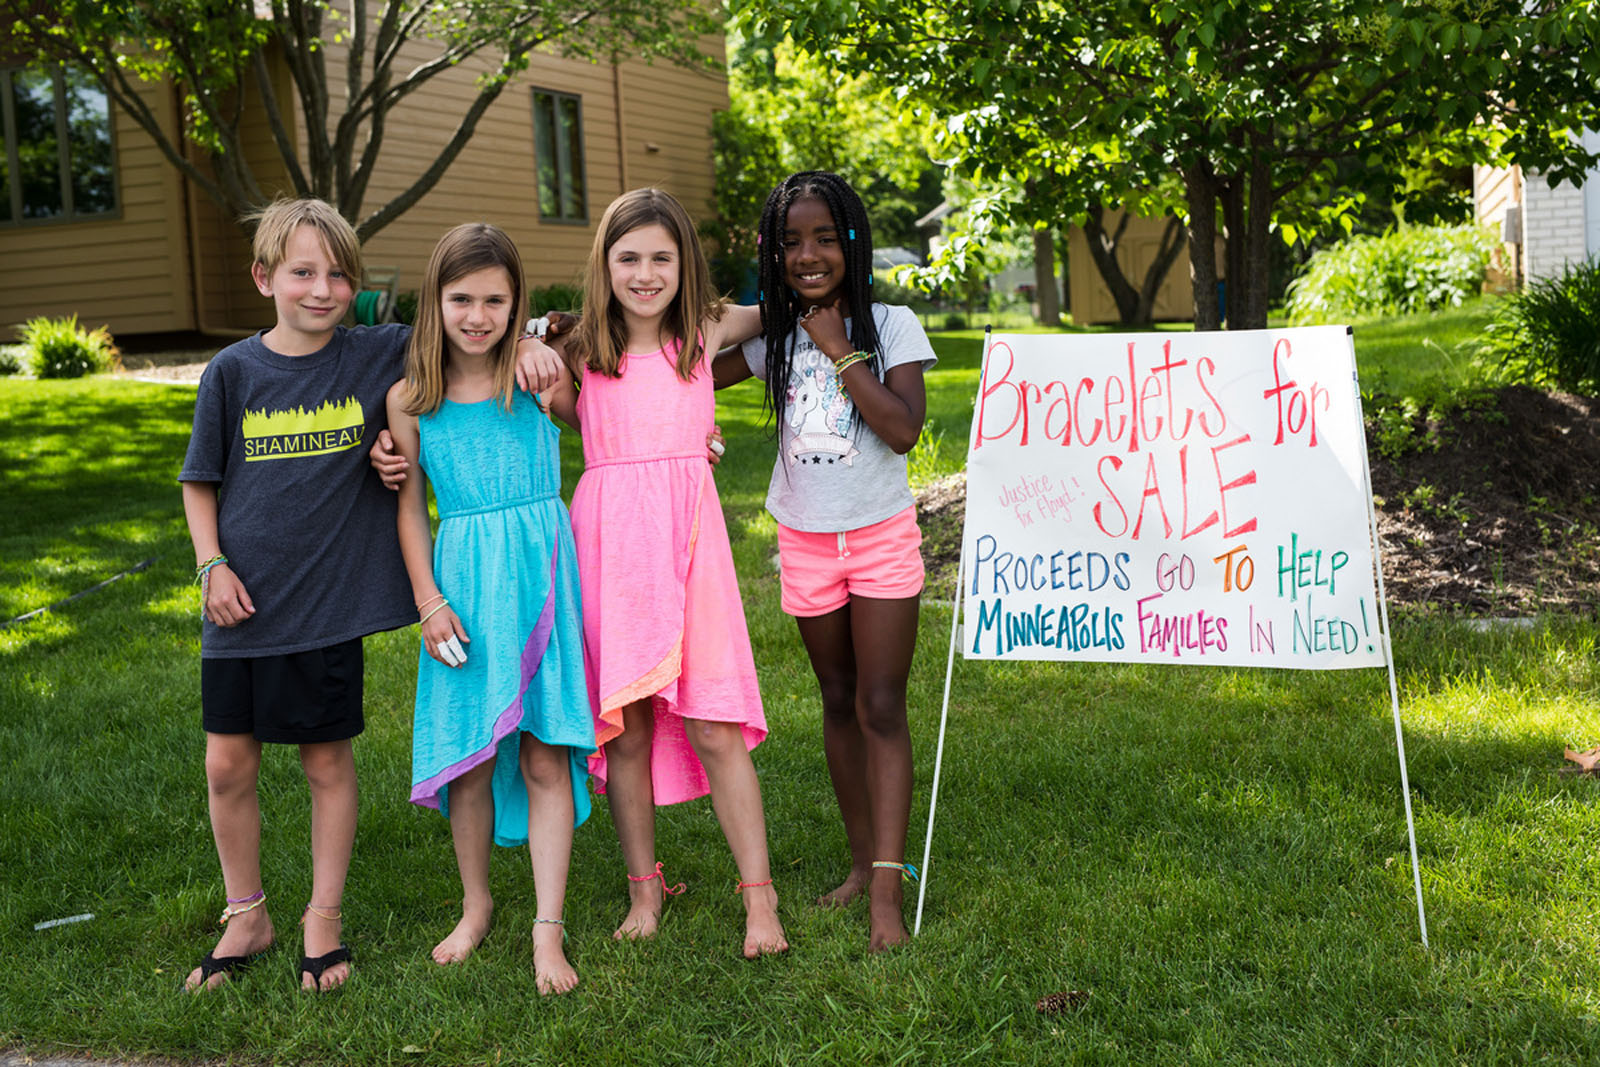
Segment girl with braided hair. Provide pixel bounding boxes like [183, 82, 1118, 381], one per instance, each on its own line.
[714, 171, 937, 951]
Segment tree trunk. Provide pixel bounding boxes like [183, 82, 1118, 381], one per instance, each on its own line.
[1080, 205, 1182, 326]
[1236, 151, 1275, 330]
[1032, 227, 1060, 326]
[1221, 173, 1245, 329]
[1183, 159, 1222, 331]
[1082, 206, 1141, 324]
[1059, 229, 1071, 317]
[1134, 217, 1187, 324]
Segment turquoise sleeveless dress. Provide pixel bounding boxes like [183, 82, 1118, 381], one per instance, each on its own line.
[409, 390, 593, 844]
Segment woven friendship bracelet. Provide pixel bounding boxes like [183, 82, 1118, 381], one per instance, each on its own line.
[196, 555, 228, 621]
[872, 860, 920, 883]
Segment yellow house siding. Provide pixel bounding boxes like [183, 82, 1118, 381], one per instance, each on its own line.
[0, 76, 194, 340]
[340, 48, 623, 291]
[1474, 164, 1520, 226]
[1, 18, 727, 340]
[315, 20, 726, 298]
[188, 52, 297, 333]
[1473, 163, 1523, 290]
[617, 41, 725, 218]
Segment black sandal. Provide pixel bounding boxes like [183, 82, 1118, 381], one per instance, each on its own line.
[299, 903, 350, 991]
[188, 948, 265, 990]
[298, 944, 352, 991]
[186, 889, 271, 991]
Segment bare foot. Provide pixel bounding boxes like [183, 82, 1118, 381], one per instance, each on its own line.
[533, 922, 578, 995]
[816, 866, 869, 909]
[184, 906, 275, 992]
[300, 907, 351, 992]
[739, 883, 789, 959]
[613, 878, 664, 941]
[1563, 746, 1600, 774]
[432, 900, 493, 965]
[867, 869, 910, 953]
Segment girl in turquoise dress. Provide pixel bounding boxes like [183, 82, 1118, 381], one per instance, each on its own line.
[385, 223, 591, 995]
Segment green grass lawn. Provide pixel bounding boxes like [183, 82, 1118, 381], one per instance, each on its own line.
[4, 312, 1599, 1065]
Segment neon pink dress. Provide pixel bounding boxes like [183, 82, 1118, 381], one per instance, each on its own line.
[570, 338, 766, 805]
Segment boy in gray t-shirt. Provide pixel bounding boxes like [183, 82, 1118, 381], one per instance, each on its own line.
[178, 200, 560, 994]
[178, 198, 408, 994]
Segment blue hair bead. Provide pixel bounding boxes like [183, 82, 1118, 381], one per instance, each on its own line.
[759, 290, 764, 301]
[848, 228, 855, 240]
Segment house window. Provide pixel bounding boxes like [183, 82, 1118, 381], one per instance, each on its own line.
[531, 89, 585, 223]
[0, 65, 117, 225]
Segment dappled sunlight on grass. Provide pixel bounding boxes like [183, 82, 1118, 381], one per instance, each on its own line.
[0, 522, 186, 620]
[0, 608, 77, 654]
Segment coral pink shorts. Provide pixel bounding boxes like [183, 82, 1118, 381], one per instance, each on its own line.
[775, 506, 925, 617]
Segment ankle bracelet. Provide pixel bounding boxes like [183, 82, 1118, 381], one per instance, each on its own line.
[872, 861, 920, 883]
[219, 890, 267, 925]
[628, 860, 686, 896]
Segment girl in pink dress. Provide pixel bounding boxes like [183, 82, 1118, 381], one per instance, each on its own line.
[560, 188, 787, 959]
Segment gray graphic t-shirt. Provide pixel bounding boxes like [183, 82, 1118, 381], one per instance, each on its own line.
[742, 303, 937, 532]
[180, 325, 415, 657]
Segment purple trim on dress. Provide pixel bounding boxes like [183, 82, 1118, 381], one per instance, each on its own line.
[409, 545, 562, 809]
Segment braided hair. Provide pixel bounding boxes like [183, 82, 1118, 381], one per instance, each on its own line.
[754, 171, 880, 429]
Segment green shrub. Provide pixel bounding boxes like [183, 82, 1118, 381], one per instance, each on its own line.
[1286, 223, 1499, 324]
[20, 315, 119, 378]
[872, 269, 929, 309]
[1481, 256, 1600, 394]
[392, 290, 418, 325]
[0, 344, 22, 376]
[529, 283, 583, 315]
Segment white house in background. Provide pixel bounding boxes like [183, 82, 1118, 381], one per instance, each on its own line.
[1475, 129, 1600, 287]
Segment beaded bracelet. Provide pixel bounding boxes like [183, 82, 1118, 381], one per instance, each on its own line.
[833, 351, 871, 375]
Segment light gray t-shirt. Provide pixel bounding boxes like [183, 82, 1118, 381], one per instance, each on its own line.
[179, 325, 415, 658]
[741, 303, 937, 532]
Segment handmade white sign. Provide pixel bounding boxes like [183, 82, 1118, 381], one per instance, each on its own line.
[960, 327, 1384, 669]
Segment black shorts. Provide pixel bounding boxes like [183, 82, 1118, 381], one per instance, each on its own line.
[201, 638, 365, 744]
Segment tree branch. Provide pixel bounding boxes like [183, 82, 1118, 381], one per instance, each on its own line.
[251, 49, 311, 195]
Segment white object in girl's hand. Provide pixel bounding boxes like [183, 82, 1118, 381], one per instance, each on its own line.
[525, 316, 550, 339]
[709, 439, 725, 457]
[436, 634, 468, 667]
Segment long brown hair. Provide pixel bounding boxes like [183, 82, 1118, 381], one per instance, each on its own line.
[568, 187, 723, 380]
[402, 223, 527, 415]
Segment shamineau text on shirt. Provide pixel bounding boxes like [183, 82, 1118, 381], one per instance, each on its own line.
[179, 325, 415, 657]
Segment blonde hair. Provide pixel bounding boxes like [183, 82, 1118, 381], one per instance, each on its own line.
[246, 197, 362, 282]
[402, 223, 527, 415]
[569, 187, 723, 380]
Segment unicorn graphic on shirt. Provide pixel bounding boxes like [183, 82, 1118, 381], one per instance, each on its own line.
[785, 358, 859, 467]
